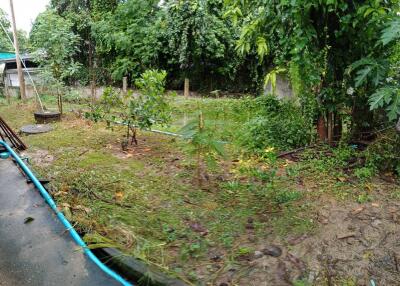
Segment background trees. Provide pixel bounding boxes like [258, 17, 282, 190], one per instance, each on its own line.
[0, 9, 13, 51]
[31, 0, 258, 92]
[30, 9, 81, 112]
[26, 0, 400, 140]
[225, 0, 400, 138]
[93, 0, 162, 82]
[160, 0, 243, 91]
[0, 8, 29, 52]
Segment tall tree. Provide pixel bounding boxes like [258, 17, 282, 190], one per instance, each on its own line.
[161, 0, 242, 91]
[225, 0, 399, 137]
[30, 9, 81, 112]
[93, 0, 161, 83]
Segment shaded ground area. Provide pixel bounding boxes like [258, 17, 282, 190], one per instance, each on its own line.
[0, 158, 120, 286]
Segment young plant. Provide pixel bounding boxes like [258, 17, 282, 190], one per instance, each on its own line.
[87, 70, 171, 149]
[179, 111, 225, 188]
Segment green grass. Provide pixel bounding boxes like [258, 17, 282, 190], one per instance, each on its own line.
[155, 96, 251, 143]
[1, 95, 395, 285]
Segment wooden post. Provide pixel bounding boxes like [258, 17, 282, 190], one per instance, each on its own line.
[396, 118, 400, 133]
[4, 83, 10, 104]
[122, 77, 128, 94]
[197, 112, 204, 187]
[9, 0, 26, 101]
[184, 78, 190, 97]
[88, 39, 96, 103]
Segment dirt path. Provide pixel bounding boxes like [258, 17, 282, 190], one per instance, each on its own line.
[215, 198, 400, 286]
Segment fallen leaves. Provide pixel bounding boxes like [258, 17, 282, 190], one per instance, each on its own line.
[114, 191, 124, 202]
[351, 206, 365, 216]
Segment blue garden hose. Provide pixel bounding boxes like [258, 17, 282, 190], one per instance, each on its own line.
[0, 140, 132, 286]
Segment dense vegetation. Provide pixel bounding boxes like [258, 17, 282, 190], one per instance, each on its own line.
[0, 1, 400, 283]
[0, 0, 399, 169]
[27, 1, 400, 136]
[0, 9, 29, 52]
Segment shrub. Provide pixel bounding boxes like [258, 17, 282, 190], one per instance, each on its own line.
[365, 129, 400, 174]
[86, 70, 171, 146]
[240, 95, 313, 152]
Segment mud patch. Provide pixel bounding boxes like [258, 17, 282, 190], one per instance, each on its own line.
[213, 200, 400, 286]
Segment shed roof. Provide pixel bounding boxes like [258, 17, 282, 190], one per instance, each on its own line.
[0, 52, 33, 64]
[0, 52, 16, 61]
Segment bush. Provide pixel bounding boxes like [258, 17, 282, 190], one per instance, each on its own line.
[365, 129, 400, 174]
[240, 95, 313, 152]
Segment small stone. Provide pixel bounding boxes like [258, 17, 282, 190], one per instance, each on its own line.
[262, 245, 282, 257]
[254, 251, 263, 259]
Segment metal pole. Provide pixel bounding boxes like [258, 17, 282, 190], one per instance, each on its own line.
[9, 0, 26, 100]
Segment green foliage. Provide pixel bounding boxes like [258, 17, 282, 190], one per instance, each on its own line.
[354, 167, 375, 181]
[0, 9, 29, 53]
[0, 9, 12, 52]
[180, 114, 225, 159]
[369, 87, 400, 121]
[381, 18, 400, 46]
[225, 0, 400, 133]
[272, 189, 302, 205]
[93, 0, 161, 81]
[133, 70, 171, 130]
[30, 8, 81, 107]
[179, 111, 225, 186]
[240, 95, 313, 152]
[365, 130, 400, 173]
[162, 0, 241, 83]
[31, 10, 81, 80]
[349, 58, 389, 89]
[264, 67, 286, 95]
[367, 25, 400, 121]
[88, 70, 171, 145]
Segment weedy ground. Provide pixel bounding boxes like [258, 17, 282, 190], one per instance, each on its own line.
[0, 96, 399, 286]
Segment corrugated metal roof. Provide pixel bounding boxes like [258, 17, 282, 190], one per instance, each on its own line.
[0, 52, 15, 60]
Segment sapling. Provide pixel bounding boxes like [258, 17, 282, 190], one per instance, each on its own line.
[87, 70, 171, 149]
[179, 111, 225, 188]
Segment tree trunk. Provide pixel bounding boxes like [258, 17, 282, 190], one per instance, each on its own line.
[130, 126, 138, 145]
[317, 116, 327, 142]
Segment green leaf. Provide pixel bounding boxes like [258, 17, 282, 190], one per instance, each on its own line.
[381, 19, 400, 45]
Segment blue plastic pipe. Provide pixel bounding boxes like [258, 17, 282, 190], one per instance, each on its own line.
[0, 140, 132, 286]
